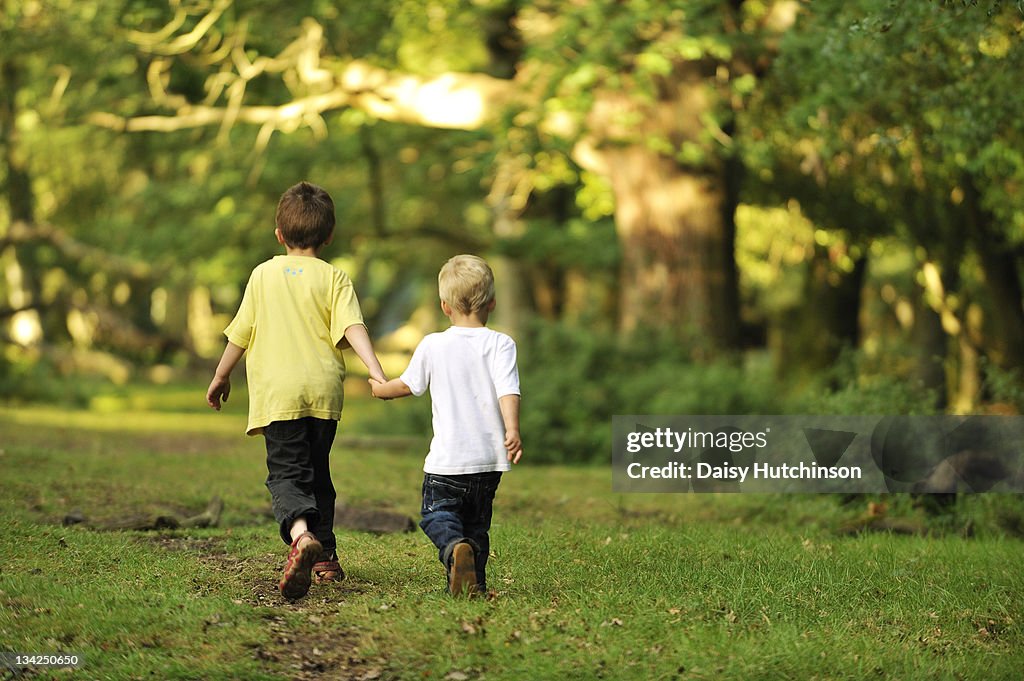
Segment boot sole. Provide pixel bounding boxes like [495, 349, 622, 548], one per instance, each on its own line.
[280, 540, 323, 600]
[449, 542, 476, 597]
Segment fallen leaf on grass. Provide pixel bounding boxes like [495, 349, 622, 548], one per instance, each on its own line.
[601, 617, 623, 627]
[460, 618, 485, 636]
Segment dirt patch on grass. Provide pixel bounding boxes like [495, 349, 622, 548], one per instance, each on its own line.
[254, 610, 371, 680]
[146, 534, 381, 680]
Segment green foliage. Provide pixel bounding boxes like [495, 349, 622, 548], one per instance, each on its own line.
[518, 324, 949, 463]
[787, 346, 942, 415]
[496, 217, 619, 272]
[4, 0, 1022, 421]
[748, 0, 1024, 243]
[518, 323, 781, 464]
[794, 373, 941, 416]
[0, 348, 90, 406]
[981, 358, 1024, 411]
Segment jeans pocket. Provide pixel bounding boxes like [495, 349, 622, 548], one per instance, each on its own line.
[423, 475, 468, 514]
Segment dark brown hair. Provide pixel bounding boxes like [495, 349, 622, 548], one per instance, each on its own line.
[275, 181, 336, 249]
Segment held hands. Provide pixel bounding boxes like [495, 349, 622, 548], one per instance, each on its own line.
[369, 376, 413, 400]
[505, 429, 523, 464]
[206, 375, 231, 411]
[368, 377, 389, 400]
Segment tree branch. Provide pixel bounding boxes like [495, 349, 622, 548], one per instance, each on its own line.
[90, 60, 513, 134]
[0, 302, 43, 320]
[1, 221, 155, 279]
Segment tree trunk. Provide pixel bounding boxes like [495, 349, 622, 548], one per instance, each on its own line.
[720, 123, 743, 348]
[483, 2, 533, 339]
[607, 151, 736, 349]
[911, 298, 949, 411]
[774, 245, 866, 380]
[964, 177, 1024, 371]
[490, 187, 532, 337]
[584, 64, 740, 352]
[1, 59, 44, 345]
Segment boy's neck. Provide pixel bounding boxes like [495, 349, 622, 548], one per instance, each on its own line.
[448, 310, 489, 328]
[283, 246, 321, 257]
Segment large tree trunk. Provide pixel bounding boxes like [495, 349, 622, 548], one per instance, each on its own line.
[607, 150, 737, 348]
[964, 177, 1024, 371]
[975, 241, 1024, 370]
[583, 64, 740, 351]
[490, 187, 533, 337]
[1, 59, 44, 346]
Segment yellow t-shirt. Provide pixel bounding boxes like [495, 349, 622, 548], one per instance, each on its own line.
[224, 255, 363, 435]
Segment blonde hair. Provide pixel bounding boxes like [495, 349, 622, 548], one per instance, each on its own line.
[438, 254, 495, 314]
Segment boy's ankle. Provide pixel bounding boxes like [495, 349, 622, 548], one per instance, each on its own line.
[292, 530, 317, 550]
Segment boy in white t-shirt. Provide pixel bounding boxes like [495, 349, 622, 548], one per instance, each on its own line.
[369, 254, 522, 596]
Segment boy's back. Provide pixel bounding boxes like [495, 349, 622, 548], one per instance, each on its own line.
[401, 326, 519, 475]
[226, 255, 362, 435]
[207, 180, 388, 600]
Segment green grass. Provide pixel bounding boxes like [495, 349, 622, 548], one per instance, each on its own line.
[1, 392, 1023, 680]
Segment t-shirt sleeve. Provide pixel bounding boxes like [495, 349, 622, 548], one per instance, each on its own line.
[224, 272, 257, 349]
[330, 272, 364, 349]
[491, 335, 520, 398]
[399, 338, 431, 397]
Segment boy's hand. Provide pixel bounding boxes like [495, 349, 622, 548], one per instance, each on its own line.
[207, 342, 243, 411]
[368, 378, 389, 400]
[504, 429, 523, 464]
[206, 375, 231, 411]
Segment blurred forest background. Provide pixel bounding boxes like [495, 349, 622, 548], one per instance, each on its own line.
[2, 0, 1023, 462]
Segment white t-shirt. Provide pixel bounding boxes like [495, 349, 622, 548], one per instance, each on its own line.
[400, 326, 520, 475]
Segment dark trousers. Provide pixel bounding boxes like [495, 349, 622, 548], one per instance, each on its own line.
[419, 472, 502, 590]
[263, 417, 338, 558]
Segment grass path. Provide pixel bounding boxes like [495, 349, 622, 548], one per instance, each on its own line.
[2, 398, 1023, 679]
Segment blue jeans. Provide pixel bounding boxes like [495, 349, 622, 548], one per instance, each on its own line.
[419, 472, 502, 591]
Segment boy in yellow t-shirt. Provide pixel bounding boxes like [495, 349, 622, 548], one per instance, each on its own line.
[206, 181, 387, 600]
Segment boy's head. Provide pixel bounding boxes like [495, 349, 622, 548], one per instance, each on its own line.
[438, 255, 495, 314]
[275, 181, 335, 249]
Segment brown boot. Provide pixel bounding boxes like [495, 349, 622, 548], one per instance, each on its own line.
[448, 542, 476, 597]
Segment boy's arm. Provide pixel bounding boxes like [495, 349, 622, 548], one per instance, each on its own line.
[206, 341, 245, 410]
[369, 377, 413, 400]
[499, 394, 522, 464]
[343, 323, 387, 383]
